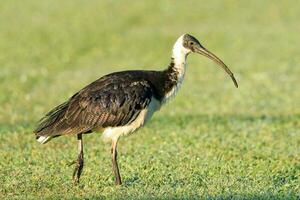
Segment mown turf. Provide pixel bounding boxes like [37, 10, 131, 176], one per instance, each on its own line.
[0, 0, 299, 199]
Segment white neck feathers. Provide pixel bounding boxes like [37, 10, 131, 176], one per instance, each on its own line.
[172, 35, 189, 63]
[162, 35, 190, 103]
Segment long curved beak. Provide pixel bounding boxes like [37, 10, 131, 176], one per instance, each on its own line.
[194, 45, 238, 88]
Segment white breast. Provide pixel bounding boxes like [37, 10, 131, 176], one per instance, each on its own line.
[102, 98, 161, 141]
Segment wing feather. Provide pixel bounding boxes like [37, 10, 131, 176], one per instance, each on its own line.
[35, 77, 154, 137]
[69, 80, 153, 130]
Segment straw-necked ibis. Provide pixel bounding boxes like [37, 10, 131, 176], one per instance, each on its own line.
[34, 34, 238, 185]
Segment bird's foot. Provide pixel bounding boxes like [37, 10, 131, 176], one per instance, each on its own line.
[113, 171, 122, 185]
[67, 160, 76, 166]
[68, 153, 84, 184]
[115, 178, 122, 186]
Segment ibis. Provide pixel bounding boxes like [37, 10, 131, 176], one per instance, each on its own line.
[34, 34, 238, 185]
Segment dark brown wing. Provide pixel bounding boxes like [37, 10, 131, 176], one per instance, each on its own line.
[34, 74, 154, 137]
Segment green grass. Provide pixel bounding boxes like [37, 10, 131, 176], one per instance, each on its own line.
[0, 0, 299, 199]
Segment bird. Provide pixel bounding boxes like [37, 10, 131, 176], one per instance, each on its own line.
[34, 34, 238, 185]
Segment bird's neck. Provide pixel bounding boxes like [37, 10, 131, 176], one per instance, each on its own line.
[162, 41, 188, 103]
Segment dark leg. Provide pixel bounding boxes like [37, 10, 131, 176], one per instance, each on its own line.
[72, 134, 84, 184]
[111, 139, 122, 185]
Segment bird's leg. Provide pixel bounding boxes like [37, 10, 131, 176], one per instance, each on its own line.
[111, 138, 122, 185]
[72, 134, 84, 184]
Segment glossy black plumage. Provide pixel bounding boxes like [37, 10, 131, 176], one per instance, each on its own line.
[34, 68, 178, 138]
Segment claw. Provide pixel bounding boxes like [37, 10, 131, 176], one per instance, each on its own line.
[67, 160, 76, 166]
[70, 134, 84, 184]
[71, 153, 84, 184]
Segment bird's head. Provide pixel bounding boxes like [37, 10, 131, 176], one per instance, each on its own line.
[174, 34, 238, 88]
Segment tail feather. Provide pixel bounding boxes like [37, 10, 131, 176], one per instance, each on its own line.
[34, 101, 69, 143]
[36, 135, 53, 144]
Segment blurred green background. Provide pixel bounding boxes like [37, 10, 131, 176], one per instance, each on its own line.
[0, 0, 299, 199]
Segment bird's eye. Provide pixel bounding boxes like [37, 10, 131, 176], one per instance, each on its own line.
[189, 41, 194, 46]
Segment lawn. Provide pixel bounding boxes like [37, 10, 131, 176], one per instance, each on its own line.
[0, 0, 299, 199]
